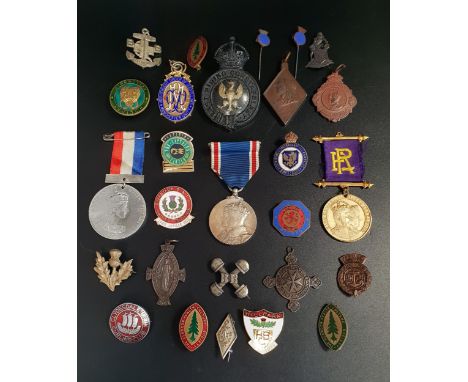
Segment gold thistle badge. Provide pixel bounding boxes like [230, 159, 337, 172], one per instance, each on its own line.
[94, 249, 134, 291]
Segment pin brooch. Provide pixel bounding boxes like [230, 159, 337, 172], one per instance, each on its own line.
[216, 314, 237, 360]
[264, 53, 307, 125]
[126, 28, 162, 68]
[337, 254, 371, 296]
[292, 26, 307, 79]
[243, 309, 284, 355]
[263, 247, 321, 312]
[201, 37, 261, 131]
[312, 64, 357, 122]
[146, 240, 186, 306]
[273, 131, 308, 176]
[273, 200, 311, 238]
[153, 186, 194, 229]
[109, 303, 150, 343]
[210, 258, 249, 299]
[94, 249, 134, 291]
[187, 36, 208, 70]
[161, 131, 194, 173]
[256, 29, 270, 81]
[109, 79, 150, 116]
[158, 60, 195, 123]
[318, 304, 348, 351]
[179, 303, 209, 351]
[306, 32, 333, 69]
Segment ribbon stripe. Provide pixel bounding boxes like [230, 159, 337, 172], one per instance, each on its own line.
[109, 131, 145, 175]
[210, 141, 261, 190]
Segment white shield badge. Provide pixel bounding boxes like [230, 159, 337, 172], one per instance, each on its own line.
[243, 309, 284, 354]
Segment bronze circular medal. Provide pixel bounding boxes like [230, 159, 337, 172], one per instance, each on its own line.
[337, 254, 372, 296]
[312, 65, 357, 122]
[322, 194, 372, 242]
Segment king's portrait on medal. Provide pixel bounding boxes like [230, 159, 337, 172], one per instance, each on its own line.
[218, 201, 252, 245]
[329, 200, 362, 240]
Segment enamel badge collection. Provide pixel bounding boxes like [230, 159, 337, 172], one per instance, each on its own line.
[88, 25, 376, 357]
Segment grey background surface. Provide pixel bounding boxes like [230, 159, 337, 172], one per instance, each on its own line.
[78, 0, 389, 381]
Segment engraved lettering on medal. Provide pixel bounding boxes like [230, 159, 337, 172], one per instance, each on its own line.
[330, 148, 355, 174]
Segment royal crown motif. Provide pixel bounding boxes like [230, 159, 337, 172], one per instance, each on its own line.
[214, 37, 250, 69]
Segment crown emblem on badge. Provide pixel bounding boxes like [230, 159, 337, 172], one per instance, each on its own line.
[284, 131, 298, 143]
[214, 37, 250, 69]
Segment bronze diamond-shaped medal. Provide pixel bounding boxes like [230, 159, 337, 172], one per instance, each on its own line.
[263, 52, 307, 126]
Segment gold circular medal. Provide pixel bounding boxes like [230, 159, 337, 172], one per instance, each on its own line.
[322, 194, 371, 242]
[209, 195, 257, 245]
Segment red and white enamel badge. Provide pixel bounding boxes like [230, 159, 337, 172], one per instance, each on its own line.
[154, 186, 194, 229]
[109, 302, 150, 343]
[179, 303, 208, 351]
[243, 309, 284, 354]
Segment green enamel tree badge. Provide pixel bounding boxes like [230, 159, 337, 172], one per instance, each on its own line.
[188, 311, 199, 342]
[318, 304, 348, 350]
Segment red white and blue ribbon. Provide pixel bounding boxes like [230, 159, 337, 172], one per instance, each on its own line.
[209, 141, 261, 190]
[105, 131, 146, 183]
[109, 131, 145, 175]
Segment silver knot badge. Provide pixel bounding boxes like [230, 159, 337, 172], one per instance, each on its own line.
[210, 258, 249, 299]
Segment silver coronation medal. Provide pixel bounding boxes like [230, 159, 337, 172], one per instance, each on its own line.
[89, 183, 146, 240]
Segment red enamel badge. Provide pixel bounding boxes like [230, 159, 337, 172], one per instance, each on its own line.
[179, 303, 208, 351]
[108, 302, 150, 343]
[154, 186, 194, 229]
[187, 36, 208, 70]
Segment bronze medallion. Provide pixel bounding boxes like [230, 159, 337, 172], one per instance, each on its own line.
[312, 64, 357, 122]
[263, 247, 321, 312]
[337, 253, 371, 296]
[263, 52, 307, 125]
[322, 194, 372, 242]
[146, 240, 186, 306]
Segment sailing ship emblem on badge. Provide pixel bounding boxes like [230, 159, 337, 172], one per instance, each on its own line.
[187, 36, 208, 70]
[109, 303, 150, 343]
[318, 304, 348, 351]
[158, 61, 195, 123]
[273, 132, 308, 176]
[337, 254, 371, 296]
[154, 186, 194, 229]
[201, 37, 260, 131]
[126, 28, 162, 68]
[243, 309, 284, 355]
[263, 247, 321, 312]
[109, 79, 150, 116]
[146, 240, 185, 306]
[179, 303, 209, 351]
[161, 131, 194, 173]
[273, 200, 311, 237]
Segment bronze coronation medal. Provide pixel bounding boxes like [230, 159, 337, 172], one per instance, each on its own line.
[313, 132, 373, 242]
[208, 141, 261, 245]
[337, 253, 371, 296]
[263, 52, 307, 126]
[312, 64, 357, 122]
